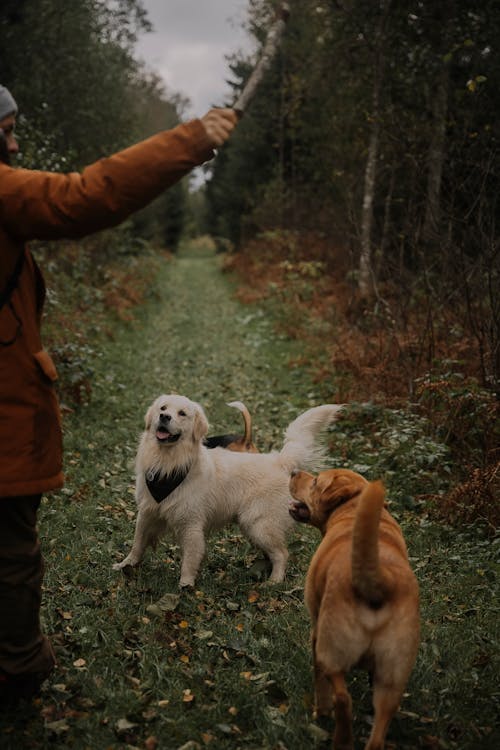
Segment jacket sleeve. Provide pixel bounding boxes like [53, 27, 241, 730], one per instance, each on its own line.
[0, 119, 214, 242]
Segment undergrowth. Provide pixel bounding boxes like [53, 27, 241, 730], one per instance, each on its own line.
[37, 233, 164, 406]
[224, 233, 499, 532]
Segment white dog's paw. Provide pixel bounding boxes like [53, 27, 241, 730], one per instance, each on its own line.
[179, 577, 195, 588]
[113, 557, 137, 572]
[268, 571, 286, 583]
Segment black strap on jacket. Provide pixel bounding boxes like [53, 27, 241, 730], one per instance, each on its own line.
[0, 251, 25, 311]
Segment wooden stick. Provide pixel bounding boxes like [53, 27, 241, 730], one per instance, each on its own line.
[233, 3, 290, 117]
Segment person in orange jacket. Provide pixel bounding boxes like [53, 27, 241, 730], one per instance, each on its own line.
[0, 83, 237, 705]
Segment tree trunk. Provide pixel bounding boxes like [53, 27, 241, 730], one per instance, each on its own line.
[422, 63, 449, 243]
[359, 1, 391, 297]
[377, 165, 395, 277]
[359, 102, 381, 296]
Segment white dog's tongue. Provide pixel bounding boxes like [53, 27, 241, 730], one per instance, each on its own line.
[156, 429, 170, 440]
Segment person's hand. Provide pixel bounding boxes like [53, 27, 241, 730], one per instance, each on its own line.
[200, 108, 238, 148]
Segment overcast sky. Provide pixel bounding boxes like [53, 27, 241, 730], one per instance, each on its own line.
[135, 0, 255, 119]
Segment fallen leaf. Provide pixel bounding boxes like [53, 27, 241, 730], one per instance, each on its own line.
[52, 683, 70, 695]
[398, 709, 421, 720]
[216, 723, 233, 734]
[267, 706, 286, 726]
[194, 629, 213, 640]
[115, 717, 138, 735]
[45, 719, 70, 735]
[146, 604, 163, 617]
[156, 592, 180, 611]
[73, 658, 86, 668]
[250, 672, 269, 682]
[307, 722, 330, 741]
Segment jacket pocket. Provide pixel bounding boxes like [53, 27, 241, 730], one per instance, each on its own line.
[33, 350, 58, 382]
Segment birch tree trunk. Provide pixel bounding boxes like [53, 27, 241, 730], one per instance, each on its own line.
[358, 1, 391, 297]
[359, 89, 381, 296]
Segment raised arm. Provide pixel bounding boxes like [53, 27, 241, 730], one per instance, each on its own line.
[0, 112, 235, 242]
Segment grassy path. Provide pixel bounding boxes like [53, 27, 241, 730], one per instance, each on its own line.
[86, 241, 328, 445]
[1, 242, 498, 749]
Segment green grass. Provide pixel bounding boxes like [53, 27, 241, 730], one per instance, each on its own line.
[1, 241, 498, 749]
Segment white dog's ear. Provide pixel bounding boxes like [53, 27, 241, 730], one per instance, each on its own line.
[144, 406, 154, 430]
[192, 407, 209, 442]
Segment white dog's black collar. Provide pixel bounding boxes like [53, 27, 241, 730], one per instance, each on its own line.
[146, 467, 190, 503]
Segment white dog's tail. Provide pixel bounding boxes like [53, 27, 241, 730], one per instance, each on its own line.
[279, 404, 344, 472]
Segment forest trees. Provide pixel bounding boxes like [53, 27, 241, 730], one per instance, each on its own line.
[0, 0, 188, 250]
[1, 0, 498, 387]
[205, 0, 499, 389]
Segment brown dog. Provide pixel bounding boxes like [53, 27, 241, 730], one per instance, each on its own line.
[289, 468, 420, 750]
[204, 400, 258, 453]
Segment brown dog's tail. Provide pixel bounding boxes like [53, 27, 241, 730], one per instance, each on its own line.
[351, 480, 389, 607]
[226, 401, 254, 449]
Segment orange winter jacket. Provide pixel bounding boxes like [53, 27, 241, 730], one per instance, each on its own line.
[0, 119, 213, 497]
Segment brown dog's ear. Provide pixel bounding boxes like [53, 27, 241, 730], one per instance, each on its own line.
[192, 407, 209, 443]
[318, 478, 363, 511]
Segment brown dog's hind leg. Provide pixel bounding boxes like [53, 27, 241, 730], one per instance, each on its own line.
[330, 672, 354, 750]
[364, 682, 402, 750]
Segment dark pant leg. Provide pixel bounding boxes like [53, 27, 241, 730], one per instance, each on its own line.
[0, 495, 56, 677]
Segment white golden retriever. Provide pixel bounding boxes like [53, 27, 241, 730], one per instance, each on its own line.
[113, 394, 343, 587]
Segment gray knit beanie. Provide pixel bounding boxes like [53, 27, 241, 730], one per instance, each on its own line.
[0, 85, 18, 121]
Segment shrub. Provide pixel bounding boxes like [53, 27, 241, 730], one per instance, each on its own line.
[429, 462, 500, 533]
[330, 403, 453, 507]
[415, 370, 499, 468]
